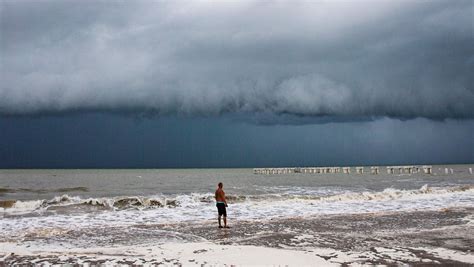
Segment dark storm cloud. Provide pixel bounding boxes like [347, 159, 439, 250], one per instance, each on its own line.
[1, 114, 473, 168]
[1, 0, 473, 120]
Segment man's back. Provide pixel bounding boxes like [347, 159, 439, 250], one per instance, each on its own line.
[215, 188, 225, 202]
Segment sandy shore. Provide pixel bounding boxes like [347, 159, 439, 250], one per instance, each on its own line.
[1, 242, 335, 266]
[1, 208, 473, 265]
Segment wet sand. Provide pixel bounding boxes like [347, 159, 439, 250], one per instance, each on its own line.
[1, 207, 473, 265]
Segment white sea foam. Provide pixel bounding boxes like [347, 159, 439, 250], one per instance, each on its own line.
[8, 200, 45, 215]
[0, 241, 336, 266]
[1, 185, 473, 241]
[1, 241, 473, 265]
[1, 185, 473, 217]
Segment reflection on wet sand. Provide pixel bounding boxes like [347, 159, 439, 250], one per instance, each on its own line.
[2, 208, 473, 265]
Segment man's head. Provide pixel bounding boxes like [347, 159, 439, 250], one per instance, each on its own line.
[218, 182, 223, 188]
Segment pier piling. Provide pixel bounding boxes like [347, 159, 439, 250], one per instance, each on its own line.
[253, 165, 441, 175]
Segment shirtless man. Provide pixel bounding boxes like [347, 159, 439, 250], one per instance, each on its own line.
[215, 182, 229, 228]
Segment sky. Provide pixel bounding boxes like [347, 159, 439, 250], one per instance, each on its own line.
[0, 0, 473, 168]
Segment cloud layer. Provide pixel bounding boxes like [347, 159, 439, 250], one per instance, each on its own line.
[1, 0, 473, 120]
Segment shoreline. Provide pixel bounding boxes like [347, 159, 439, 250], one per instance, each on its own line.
[1, 208, 473, 265]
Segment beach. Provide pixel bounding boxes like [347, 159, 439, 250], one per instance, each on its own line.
[1, 166, 474, 265]
[3, 0, 473, 264]
[2, 208, 474, 265]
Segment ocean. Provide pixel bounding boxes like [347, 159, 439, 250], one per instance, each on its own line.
[1, 165, 474, 265]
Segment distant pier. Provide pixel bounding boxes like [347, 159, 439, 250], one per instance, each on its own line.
[253, 165, 434, 175]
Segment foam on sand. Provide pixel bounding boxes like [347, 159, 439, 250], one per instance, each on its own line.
[2, 240, 473, 266]
[0, 241, 335, 266]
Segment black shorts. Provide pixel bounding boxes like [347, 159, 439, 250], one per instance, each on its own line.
[216, 203, 227, 217]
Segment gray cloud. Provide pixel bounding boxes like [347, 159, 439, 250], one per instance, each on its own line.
[1, 0, 473, 120]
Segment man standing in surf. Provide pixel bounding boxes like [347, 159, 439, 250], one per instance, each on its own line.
[215, 182, 229, 228]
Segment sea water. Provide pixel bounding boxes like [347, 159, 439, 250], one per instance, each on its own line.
[1, 165, 473, 244]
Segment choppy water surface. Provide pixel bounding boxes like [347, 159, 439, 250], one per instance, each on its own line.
[1, 165, 473, 243]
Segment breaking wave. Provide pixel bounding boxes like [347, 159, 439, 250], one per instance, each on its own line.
[320, 184, 473, 202]
[1, 184, 473, 215]
[0, 195, 181, 215]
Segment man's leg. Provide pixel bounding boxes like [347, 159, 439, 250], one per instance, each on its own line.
[223, 216, 227, 227]
[218, 215, 222, 228]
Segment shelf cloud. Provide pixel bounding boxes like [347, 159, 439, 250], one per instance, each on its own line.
[1, 0, 473, 121]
